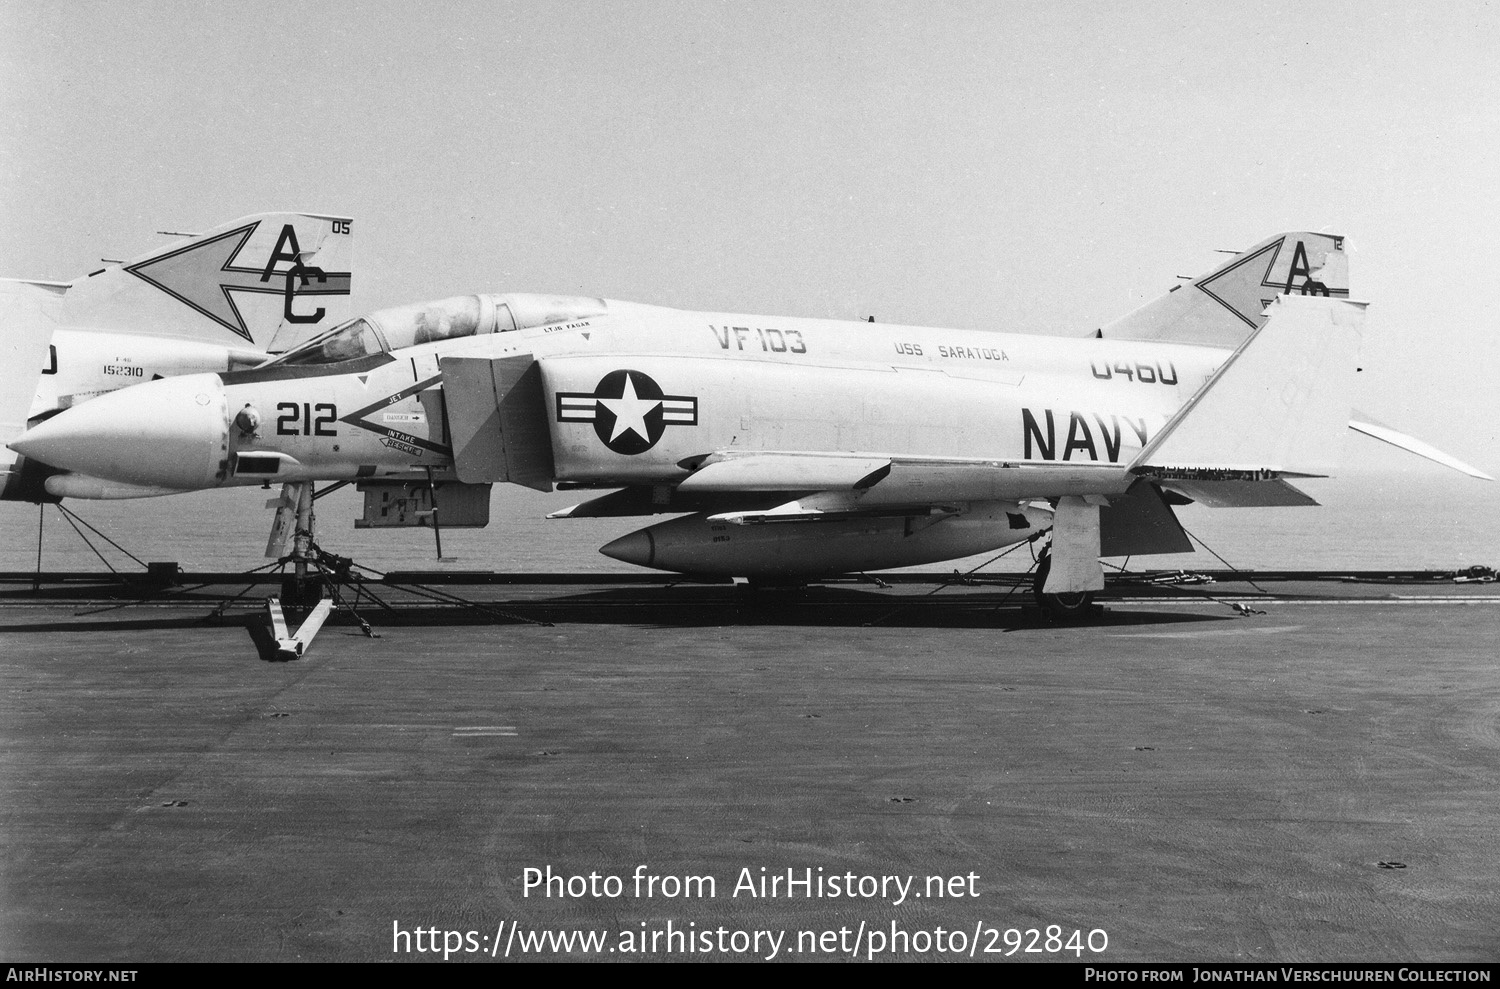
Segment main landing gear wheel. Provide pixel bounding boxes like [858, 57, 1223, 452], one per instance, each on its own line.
[1032, 553, 1095, 619]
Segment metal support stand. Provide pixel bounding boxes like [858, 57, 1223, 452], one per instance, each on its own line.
[267, 596, 335, 661]
[254, 479, 548, 658]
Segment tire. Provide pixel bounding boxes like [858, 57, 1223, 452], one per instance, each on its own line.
[1032, 553, 1095, 618]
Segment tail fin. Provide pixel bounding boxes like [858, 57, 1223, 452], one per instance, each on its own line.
[0, 281, 63, 495]
[1131, 294, 1365, 478]
[56, 212, 353, 351]
[1102, 232, 1348, 348]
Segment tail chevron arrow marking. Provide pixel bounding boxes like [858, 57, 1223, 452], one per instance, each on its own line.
[124, 221, 352, 342]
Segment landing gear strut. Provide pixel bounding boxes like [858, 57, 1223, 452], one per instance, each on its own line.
[1032, 551, 1097, 618]
[278, 482, 324, 607]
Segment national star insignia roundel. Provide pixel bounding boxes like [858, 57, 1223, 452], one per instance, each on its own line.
[555, 369, 698, 455]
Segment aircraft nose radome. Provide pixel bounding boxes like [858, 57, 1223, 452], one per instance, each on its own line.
[599, 530, 654, 567]
[7, 373, 229, 490]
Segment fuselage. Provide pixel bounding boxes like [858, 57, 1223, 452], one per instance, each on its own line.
[36, 328, 266, 414]
[9, 294, 1232, 499]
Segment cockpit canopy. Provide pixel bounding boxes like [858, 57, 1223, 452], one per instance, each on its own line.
[269, 293, 608, 366]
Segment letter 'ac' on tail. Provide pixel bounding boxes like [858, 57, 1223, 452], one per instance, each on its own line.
[54, 212, 354, 352]
[1100, 232, 1347, 349]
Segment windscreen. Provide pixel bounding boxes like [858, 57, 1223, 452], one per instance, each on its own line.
[266, 293, 609, 367]
[272, 317, 384, 366]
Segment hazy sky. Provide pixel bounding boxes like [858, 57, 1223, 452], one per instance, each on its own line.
[3, 0, 1498, 473]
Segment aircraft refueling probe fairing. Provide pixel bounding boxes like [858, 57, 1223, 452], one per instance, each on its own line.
[9, 231, 1491, 614]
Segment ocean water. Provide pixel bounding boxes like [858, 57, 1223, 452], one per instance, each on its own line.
[1, 461, 1495, 579]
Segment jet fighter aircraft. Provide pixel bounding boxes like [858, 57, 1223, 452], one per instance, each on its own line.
[10, 231, 1491, 613]
[1, 212, 353, 502]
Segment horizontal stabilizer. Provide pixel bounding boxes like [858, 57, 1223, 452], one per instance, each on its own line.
[1156, 476, 1319, 508]
[1348, 415, 1494, 480]
[1132, 295, 1365, 478]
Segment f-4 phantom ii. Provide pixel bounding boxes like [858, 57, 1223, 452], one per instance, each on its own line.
[1, 212, 353, 502]
[9, 231, 1492, 613]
